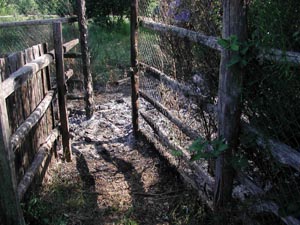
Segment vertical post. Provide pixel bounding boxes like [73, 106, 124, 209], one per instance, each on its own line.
[76, 0, 95, 119]
[0, 67, 25, 224]
[214, 0, 247, 209]
[53, 22, 72, 162]
[131, 0, 139, 137]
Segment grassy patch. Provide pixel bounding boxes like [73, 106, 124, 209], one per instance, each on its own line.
[88, 20, 131, 85]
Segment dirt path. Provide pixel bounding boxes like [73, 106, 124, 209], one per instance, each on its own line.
[31, 81, 208, 225]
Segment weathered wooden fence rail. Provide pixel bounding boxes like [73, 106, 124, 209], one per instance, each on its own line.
[0, 21, 79, 225]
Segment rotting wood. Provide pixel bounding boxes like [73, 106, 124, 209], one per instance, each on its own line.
[139, 90, 199, 140]
[0, 60, 25, 225]
[53, 22, 72, 162]
[214, 0, 247, 209]
[76, 0, 95, 119]
[140, 17, 221, 51]
[10, 91, 55, 152]
[131, 0, 139, 136]
[140, 62, 207, 98]
[17, 127, 60, 200]
[0, 16, 77, 28]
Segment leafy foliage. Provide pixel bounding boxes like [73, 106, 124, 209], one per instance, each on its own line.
[86, 0, 130, 26]
[188, 137, 228, 161]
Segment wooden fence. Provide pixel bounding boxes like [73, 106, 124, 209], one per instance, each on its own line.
[132, 1, 300, 224]
[0, 20, 79, 225]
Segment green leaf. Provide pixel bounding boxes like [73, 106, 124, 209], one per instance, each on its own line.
[217, 38, 230, 49]
[230, 44, 240, 51]
[189, 137, 205, 152]
[171, 150, 183, 157]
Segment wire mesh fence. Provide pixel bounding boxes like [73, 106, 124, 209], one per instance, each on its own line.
[137, 0, 300, 224]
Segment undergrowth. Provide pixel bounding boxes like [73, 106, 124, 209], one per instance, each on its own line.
[88, 20, 131, 85]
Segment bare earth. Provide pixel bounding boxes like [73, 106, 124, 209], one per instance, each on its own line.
[38, 80, 207, 225]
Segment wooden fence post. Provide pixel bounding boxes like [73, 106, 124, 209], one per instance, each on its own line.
[214, 0, 247, 209]
[53, 22, 72, 162]
[131, 0, 139, 137]
[0, 68, 25, 224]
[76, 0, 95, 119]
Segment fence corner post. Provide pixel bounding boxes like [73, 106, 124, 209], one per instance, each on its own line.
[214, 0, 247, 210]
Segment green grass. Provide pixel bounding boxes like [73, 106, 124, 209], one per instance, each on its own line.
[88, 20, 131, 85]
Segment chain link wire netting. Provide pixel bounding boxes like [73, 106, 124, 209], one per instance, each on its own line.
[138, 0, 300, 224]
[0, 0, 83, 92]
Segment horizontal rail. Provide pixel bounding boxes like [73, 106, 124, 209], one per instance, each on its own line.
[140, 17, 300, 64]
[140, 63, 207, 98]
[139, 17, 221, 51]
[242, 123, 300, 172]
[10, 91, 55, 151]
[2, 39, 79, 98]
[3, 54, 54, 98]
[139, 129, 214, 208]
[140, 111, 215, 191]
[64, 53, 82, 58]
[139, 90, 199, 140]
[0, 16, 77, 28]
[17, 127, 60, 200]
[258, 48, 300, 65]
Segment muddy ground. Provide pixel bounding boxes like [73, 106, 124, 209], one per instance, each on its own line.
[24, 80, 210, 225]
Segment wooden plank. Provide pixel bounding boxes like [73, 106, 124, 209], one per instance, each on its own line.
[10, 91, 55, 152]
[131, 0, 139, 136]
[76, 0, 94, 119]
[53, 22, 72, 162]
[214, 0, 247, 209]
[17, 127, 60, 200]
[140, 17, 221, 51]
[2, 53, 54, 99]
[0, 16, 77, 28]
[0, 60, 25, 225]
[139, 90, 199, 140]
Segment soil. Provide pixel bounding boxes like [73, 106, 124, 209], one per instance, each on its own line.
[31, 79, 208, 225]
